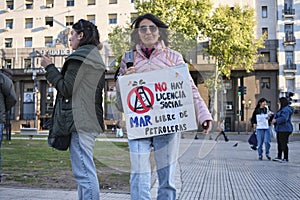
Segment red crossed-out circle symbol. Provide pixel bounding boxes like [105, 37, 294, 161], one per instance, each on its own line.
[127, 86, 154, 114]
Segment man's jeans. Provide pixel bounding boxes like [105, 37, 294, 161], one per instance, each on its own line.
[69, 132, 100, 200]
[256, 128, 271, 157]
[0, 123, 4, 181]
[128, 133, 180, 200]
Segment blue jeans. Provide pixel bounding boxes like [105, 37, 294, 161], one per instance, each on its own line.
[256, 128, 271, 157]
[128, 133, 180, 200]
[0, 123, 3, 181]
[69, 132, 100, 200]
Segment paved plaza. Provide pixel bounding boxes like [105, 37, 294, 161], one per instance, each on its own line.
[1, 133, 300, 200]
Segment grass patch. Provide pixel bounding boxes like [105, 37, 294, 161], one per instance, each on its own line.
[1, 139, 130, 191]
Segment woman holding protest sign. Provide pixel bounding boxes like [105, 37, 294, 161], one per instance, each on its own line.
[115, 13, 212, 200]
[250, 98, 273, 161]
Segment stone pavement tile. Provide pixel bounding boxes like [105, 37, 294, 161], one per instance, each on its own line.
[177, 138, 300, 200]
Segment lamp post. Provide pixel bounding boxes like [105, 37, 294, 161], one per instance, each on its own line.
[242, 99, 252, 134]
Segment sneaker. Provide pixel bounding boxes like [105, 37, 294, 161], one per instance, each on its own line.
[250, 145, 257, 151]
[272, 157, 282, 162]
[280, 159, 289, 163]
[266, 155, 271, 160]
[259, 156, 263, 160]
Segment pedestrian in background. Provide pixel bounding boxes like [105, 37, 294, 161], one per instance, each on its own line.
[250, 98, 273, 160]
[215, 119, 229, 142]
[272, 97, 293, 163]
[115, 13, 212, 200]
[38, 19, 105, 200]
[0, 73, 17, 183]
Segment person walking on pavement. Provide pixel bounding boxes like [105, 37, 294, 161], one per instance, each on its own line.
[115, 13, 212, 200]
[215, 119, 229, 142]
[38, 19, 105, 200]
[272, 97, 293, 163]
[250, 98, 273, 160]
[0, 73, 17, 183]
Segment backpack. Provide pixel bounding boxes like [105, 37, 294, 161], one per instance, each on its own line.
[0, 73, 17, 111]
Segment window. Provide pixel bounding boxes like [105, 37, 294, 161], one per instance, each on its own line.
[87, 0, 95, 5]
[67, 0, 74, 6]
[4, 59, 12, 69]
[109, 0, 117, 4]
[87, 15, 96, 24]
[260, 52, 270, 63]
[45, 17, 53, 27]
[46, 0, 54, 8]
[108, 14, 117, 24]
[25, 37, 32, 47]
[66, 16, 74, 26]
[6, 19, 13, 29]
[286, 78, 295, 92]
[45, 36, 53, 47]
[5, 38, 13, 48]
[285, 51, 294, 69]
[262, 6, 267, 18]
[6, 0, 14, 10]
[24, 58, 31, 68]
[262, 27, 268, 38]
[25, 0, 33, 9]
[261, 77, 270, 89]
[25, 18, 33, 29]
[130, 13, 138, 23]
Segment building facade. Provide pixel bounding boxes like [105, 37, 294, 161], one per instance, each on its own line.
[0, 0, 298, 132]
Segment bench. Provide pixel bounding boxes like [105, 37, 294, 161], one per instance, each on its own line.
[20, 128, 39, 139]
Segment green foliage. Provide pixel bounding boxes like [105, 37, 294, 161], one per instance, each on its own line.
[136, 0, 212, 56]
[108, 25, 132, 68]
[108, 1, 265, 79]
[204, 5, 265, 77]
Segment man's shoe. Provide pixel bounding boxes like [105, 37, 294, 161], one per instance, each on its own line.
[272, 157, 282, 162]
[259, 156, 263, 160]
[266, 155, 271, 160]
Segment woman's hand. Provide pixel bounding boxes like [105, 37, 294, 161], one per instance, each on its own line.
[36, 50, 53, 68]
[202, 120, 212, 134]
[124, 67, 135, 75]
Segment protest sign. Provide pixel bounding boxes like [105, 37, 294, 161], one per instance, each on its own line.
[118, 64, 197, 139]
[256, 114, 269, 129]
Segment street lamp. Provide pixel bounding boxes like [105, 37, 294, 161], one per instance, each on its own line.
[242, 99, 252, 134]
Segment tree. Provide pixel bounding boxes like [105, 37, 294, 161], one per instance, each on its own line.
[108, 0, 212, 63]
[202, 5, 265, 116]
[136, 0, 212, 57]
[204, 5, 265, 77]
[108, 25, 132, 69]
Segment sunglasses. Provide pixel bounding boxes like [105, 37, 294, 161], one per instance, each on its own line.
[138, 25, 158, 34]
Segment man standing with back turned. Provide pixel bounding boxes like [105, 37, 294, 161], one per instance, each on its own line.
[0, 72, 17, 182]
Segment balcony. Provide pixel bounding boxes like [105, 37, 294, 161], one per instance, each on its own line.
[282, 8, 295, 18]
[283, 33, 296, 46]
[283, 63, 297, 73]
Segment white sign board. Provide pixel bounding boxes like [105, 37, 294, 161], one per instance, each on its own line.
[118, 64, 197, 139]
[256, 114, 269, 129]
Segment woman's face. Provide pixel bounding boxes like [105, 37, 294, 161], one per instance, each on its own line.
[260, 101, 267, 108]
[69, 29, 81, 50]
[138, 19, 160, 48]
